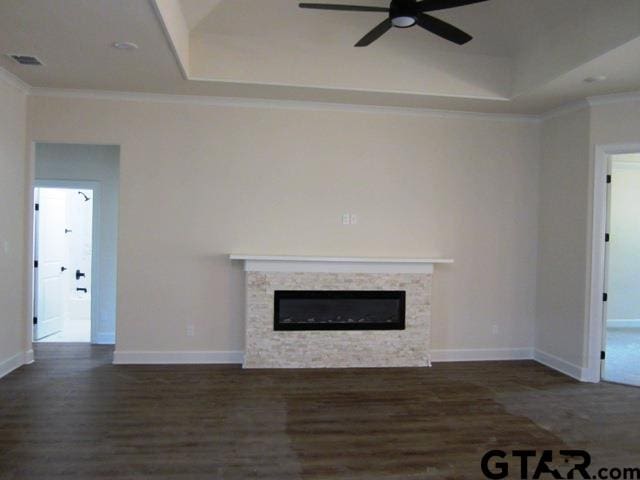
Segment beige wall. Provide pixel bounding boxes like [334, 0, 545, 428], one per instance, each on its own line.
[590, 99, 640, 350]
[28, 94, 540, 356]
[591, 100, 640, 146]
[537, 99, 640, 373]
[537, 108, 591, 368]
[0, 75, 27, 373]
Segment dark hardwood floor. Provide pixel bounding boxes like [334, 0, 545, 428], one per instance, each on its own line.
[0, 344, 639, 479]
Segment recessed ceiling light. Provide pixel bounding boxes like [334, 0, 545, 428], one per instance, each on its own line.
[112, 42, 138, 51]
[584, 75, 608, 83]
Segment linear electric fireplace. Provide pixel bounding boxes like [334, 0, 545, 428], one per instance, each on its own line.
[274, 290, 405, 331]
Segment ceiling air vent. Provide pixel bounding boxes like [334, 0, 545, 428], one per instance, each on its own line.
[8, 54, 43, 66]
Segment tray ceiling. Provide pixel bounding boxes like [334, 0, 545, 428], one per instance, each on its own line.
[0, 0, 639, 114]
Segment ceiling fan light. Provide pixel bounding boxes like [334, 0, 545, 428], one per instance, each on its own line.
[391, 16, 416, 28]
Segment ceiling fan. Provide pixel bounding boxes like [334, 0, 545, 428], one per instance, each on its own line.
[299, 0, 488, 47]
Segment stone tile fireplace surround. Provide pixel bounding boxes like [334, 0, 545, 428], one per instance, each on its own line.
[230, 256, 453, 368]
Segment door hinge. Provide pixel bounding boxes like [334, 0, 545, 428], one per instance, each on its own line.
[607, 174, 612, 184]
[601, 351, 606, 360]
[34, 203, 39, 211]
[605, 233, 610, 242]
[33, 317, 38, 325]
[34, 260, 38, 268]
[603, 292, 608, 302]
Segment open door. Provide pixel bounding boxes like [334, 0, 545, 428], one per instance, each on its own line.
[600, 161, 612, 380]
[33, 188, 69, 340]
[601, 154, 640, 386]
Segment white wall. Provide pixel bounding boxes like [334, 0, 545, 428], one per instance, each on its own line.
[0, 72, 28, 377]
[536, 107, 591, 370]
[35, 143, 119, 344]
[28, 94, 540, 359]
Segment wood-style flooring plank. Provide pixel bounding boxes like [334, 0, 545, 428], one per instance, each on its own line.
[0, 344, 638, 479]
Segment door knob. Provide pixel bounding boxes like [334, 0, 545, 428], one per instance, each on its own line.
[76, 270, 86, 280]
[61, 266, 67, 273]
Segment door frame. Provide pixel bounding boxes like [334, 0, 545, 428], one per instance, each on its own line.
[33, 179, 101, 344]
[587, 143, 640, 382]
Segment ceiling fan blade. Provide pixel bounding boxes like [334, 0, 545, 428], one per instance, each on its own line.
[415, 13, 472, 44]
[299, 3, 389, 12]
[416, 0, 488, 12]
[355, 18, 393, 47]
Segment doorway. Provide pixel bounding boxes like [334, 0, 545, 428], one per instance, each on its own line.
[602, 153, 640, 386]
[33, 185, 96, 342]
[31, 143, 120, 347]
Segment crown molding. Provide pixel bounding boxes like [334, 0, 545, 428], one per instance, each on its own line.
[28, 87, 541, 123]
[539, 99, 589, 121]
[587, 90, 640, 107]
[0, 66, 31, 94]
[24, 83, 640, 123]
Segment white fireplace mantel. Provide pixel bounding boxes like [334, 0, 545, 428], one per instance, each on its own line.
[230, 254, 453, 274]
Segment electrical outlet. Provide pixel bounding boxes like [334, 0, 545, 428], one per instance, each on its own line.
[186, 325, 195, 337]
[350, 214, 358, 225]
[342, 213, 350, 225]
[492, 324, 499, 335]
[3, 240, 8, 255]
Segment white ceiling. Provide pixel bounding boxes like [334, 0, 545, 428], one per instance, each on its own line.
[188, 0, 582, 58]
[1, 0, 639, 114]
[181, 0, 223, 30]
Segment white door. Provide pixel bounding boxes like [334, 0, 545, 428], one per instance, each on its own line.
[601, 164, 612, 379]
[34, 188, 69, 340]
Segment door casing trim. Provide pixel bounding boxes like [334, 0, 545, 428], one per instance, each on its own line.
[587, 143, 640, 383]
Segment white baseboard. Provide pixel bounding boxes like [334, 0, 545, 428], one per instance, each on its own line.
[533, 349, 586, 381]
[110, 348, 592, 383]
[0, 350, 33, 379]
[115, 348, 533, 366]
[93, 333, 115, 345]
[430, 347, 533, 362]
[0, 352, 24, 379]
[24, 349, 34, 364]
[113, 350, 244, 365]
[432, 348, 591, 382]
[608, 319, 640, 329]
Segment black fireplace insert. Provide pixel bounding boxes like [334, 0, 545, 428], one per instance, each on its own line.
[274, 290, 405, 331]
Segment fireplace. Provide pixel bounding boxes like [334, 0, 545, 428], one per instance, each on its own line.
[232, 254, 448, 368]
[274, 290, 405, 331]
